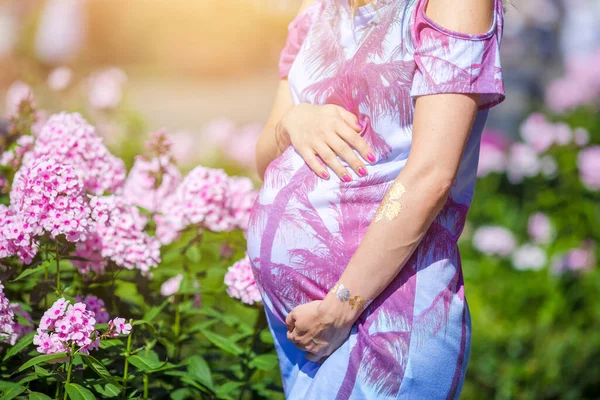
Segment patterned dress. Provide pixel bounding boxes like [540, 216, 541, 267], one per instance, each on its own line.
[246, 0, 505, 398]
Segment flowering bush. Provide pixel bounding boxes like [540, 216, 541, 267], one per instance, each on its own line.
[461, 80, 600, 398]
[0, 91, 277, 400]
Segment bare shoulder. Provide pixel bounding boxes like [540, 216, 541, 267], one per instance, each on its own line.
[424, 0, 495, 35]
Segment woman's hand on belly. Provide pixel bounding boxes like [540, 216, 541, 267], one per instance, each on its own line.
[277, 103, 376, 182]
[285, 299, 354, 362]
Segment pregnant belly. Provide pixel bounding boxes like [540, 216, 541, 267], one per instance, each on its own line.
[246, 152, 397, 319]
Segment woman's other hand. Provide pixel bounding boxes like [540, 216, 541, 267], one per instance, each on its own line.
[286, 299, 354, 362]
[277, 103, 376, 181]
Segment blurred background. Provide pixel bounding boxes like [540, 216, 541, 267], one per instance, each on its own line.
[0, 0, 599, 398]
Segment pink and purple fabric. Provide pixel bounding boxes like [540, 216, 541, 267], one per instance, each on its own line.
[246, 0, 505, 398]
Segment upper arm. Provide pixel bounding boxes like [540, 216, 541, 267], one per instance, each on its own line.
[410, 0, 505, 110]
[407, 0, 500, 184]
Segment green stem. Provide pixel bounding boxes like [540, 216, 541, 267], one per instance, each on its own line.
[123, 328, 133, 397]
[173, 297, 181, 359]
[63, 344, 75, 400]
[55, 377, 61, 399]
[55, 240, 61, 294]
[143, 374, 149, 399]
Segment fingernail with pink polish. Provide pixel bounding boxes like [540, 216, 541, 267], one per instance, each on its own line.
[342, 174, 352, 182]
[358, 167, 367, 176]
[367, 153, 376, 163]
[321, 171, 329, 179]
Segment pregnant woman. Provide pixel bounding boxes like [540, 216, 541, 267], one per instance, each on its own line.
[246, 0, 505, 397]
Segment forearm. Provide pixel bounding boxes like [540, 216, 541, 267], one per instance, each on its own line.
[323, 163, 451, 324]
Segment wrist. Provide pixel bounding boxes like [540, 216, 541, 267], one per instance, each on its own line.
[319, 284, 367, 327]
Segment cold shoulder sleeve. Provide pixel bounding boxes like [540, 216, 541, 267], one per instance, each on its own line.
[410, 0, 506, 110]
[278, 1, 320, 80]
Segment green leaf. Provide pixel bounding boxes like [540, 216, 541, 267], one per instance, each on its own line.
[187, 355, 213, 389]
[201, 330, 243, 355]
[81, 354, 123, 388]
[259, 330, 274, 345]
[33, 365, 53, 377]
[0, 381, 18, 391]
[187, 319, 218, 333]
[99, 339, 122, 349]
[1, 384, 25, 400]
[185, 246, 201, 263]
[127, 350, 162, 372]
[11, 259, 54, 282]
[93, 383, 120, 398]
[170, 388, 193, 400]
[215, 381, 244, 398]
[249, 353, 279, 371]
[143, 298, 170, 322]
[16, 352, 68, 373]
[14, 313, 32, 326]
[115, 281, 145, 308]
[3, 331, 35, 361]
[65, 383, 95, 400]
[29, 392, 53, 400]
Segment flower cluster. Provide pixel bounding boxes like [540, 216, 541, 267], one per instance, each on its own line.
[31, 112, 126, 195]
[0, 207, 38, 263]
[74, 295, 110, 324]
[224, 254, 261, 305]
[72, 234, 106, 275]
[578, 146, 600, 191]
[10, 157, 92, 244]
[155, 166, 257, 244]
[528, 213, 553, 244]
[34, 298, 98, 355]
[156, 166, 235, 243]
[107, 317, 131, 336]
[122, 156, 182, 213]
[545, 47, 600, 113]
[75, 196, 160, 275]
[551, 241, 596, 275]
[34, 298, 131, 356]
[472, 226, 517, 258]
[228, 176, 258, 232]
[160, 274, 183, 297]
[0, 283, 17, 345]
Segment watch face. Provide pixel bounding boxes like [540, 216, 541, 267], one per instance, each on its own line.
[336, 286, 351, 302]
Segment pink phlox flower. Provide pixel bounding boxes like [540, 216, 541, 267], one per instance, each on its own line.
[224, 253, 262, 305]
[31, 112, 126, 194]
[108, 317, 132, 336]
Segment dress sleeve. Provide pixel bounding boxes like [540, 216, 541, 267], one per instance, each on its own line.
[410, 0, 506, 110]
[278, 2, 319, 80]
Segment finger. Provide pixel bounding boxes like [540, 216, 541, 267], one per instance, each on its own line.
[297, 148, 330, 180]
[314, 143, 352, 182]
[336, 108, 361, 132]
[285, 311, 296, 332]
[326, 133, 368, 178]
[336, 124, 377, 164]
[286, 330, 298, 344]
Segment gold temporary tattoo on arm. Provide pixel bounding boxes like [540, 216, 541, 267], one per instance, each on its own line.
[374, 180, 406, 222]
